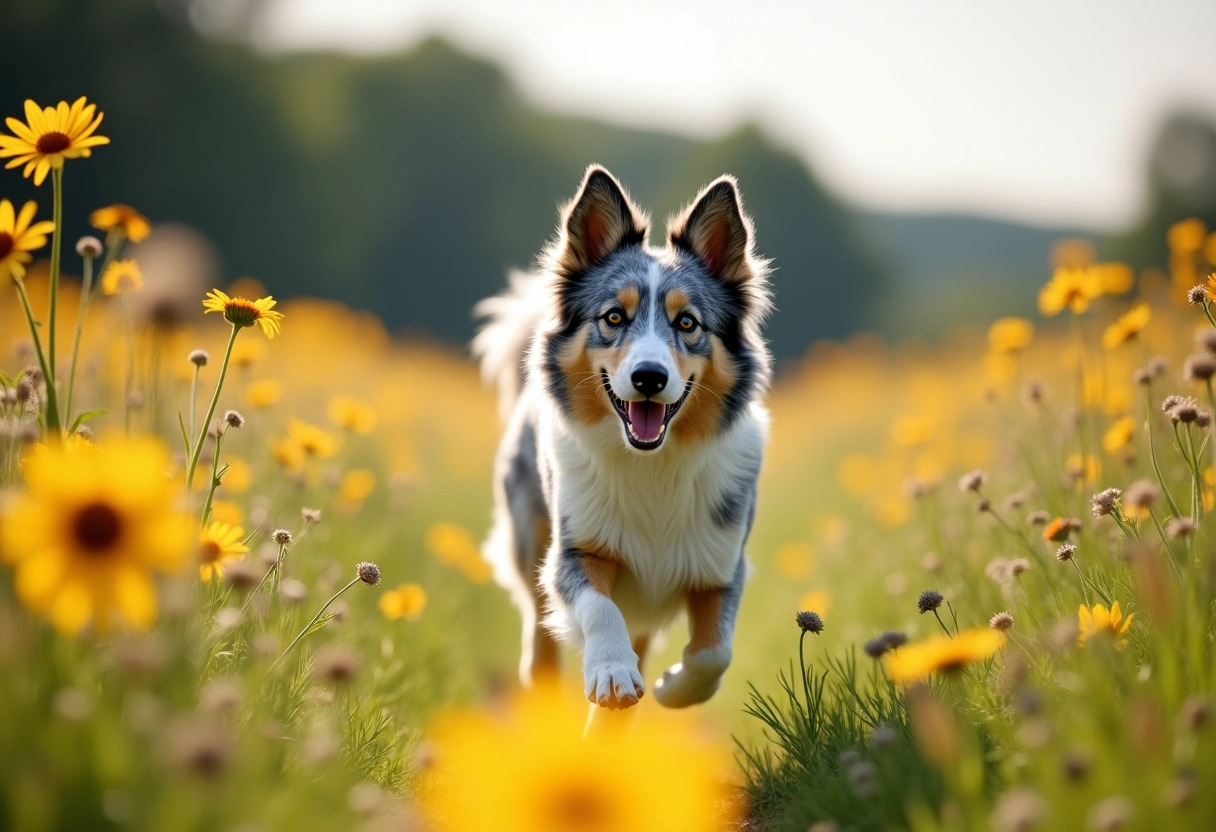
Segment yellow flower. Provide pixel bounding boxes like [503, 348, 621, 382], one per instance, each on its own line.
[1101, 302, 1150, 350]
[0, 97, 110, 186]
[1077, 602, 1134, 648]
[230, 338, 264, 369]
[774, 542, 814, 580]
[0, 199, 55, 281]
[891, 415, 931, 448]
[90, 204, 151, 243]
[1102, 416, 1136, 454]
[245, 378, 282, 409]
[798, 589, 832, 618]
[1091, 263, 1134, 294]
[198, 521, 249, 583]
[338, 468, 376, 512]
[202, 288, 284, 338]
[286, 419, 338, 458]
[884, 629, 1005, 685]
[418, 686, 740, 832]
[1169, 218, 1207, 254]
[426, 523, 481, 567]
[328, 395, 377, 434]
[1038, 267, 1100, 316]
[100, 259, 144, 295]
[209, 499, 244, 527]
[987, 317, 1034, 354]
[379, 583, 427, 621]
[270, 438, 306, 473]
[0, 438, 189, 634]
[1050, 238, 1095, 269]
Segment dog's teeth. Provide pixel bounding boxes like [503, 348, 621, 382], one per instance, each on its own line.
[658, 424, 665, 436]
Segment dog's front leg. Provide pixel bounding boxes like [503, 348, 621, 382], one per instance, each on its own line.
[554, 547, 644, 709]
[653, 555, 745, 708]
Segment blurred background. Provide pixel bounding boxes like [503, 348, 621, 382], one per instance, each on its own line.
[4, 0, 1216, 358]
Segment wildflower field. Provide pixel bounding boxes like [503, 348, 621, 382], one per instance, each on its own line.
[2, 98, 1216, 832]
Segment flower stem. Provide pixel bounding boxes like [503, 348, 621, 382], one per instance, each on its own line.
[10, 278, 54, 430]
[186, 325, 239, 490]
[275, 577, 360, 667]
[200, 429, 227, 527]
[64, 253, 95, 424]
[42, 167, 63, 436]
[798, 630, 812, 718]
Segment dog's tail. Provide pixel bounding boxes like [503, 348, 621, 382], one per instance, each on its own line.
[472, 269, 547, 421]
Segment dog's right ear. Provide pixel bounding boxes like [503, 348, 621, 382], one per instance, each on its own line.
[554, 165, 648, 274]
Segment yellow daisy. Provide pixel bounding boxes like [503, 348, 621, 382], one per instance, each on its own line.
[100, 259, 144, 295]
[987, 317, 1034, 354]
[379, 583, 427, 621]
[1077, 602, 1134, 648]
[418, 686, 741, 832]
[884, 628, 1005, 685]
[1102, 416, 1136, 454]
[327, 395, 377, 434]
[1038, 267, 1101, 316]
[0, 97, 110, 186]
[0, 438, 189, 635]
[202, 288, 284, 338]
[1101, 302, 1151, 350]
[0, 199, 55, 280]
[198, 521, 249, 583]
[90, 204, 151, 243]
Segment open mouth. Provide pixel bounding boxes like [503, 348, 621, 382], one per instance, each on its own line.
[601, 371, 693, 450]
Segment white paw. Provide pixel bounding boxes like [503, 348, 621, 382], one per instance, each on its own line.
[652, 647, 731, 709]
[583, 650, 644, 710]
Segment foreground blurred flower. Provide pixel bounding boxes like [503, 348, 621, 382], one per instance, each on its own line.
[380, 583, 428, 621]
[419, 686, 740, 831]
[198, 521, 250, 583]
[203, 289, 284, 338]
[0, 97, 109, 185]
[89, 203, 151, 243]
[987, 317, 1034, 354]
[0, 439, 189, 634]
[1038, 268, 1100, 316]
[287, 419, 338, 459]
[1077, 602, 1134, 648]
[884, 629, 1005, 685]
[328, 395, 377, 434]
[100, 259, 144, 295]
[1101, 302, 1151, 350]
[0, 199, 55, 280]
[1101, 417, 1135, 454]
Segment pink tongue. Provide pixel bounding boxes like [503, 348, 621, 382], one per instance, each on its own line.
[627, 401, 665, 442]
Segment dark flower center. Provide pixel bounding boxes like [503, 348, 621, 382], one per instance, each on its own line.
[36, 131, 71, 154]
[0, 232, 12, 261]
[222, 299, 260, 328]
[73, 502, 123, 554]
[549, 785, 612, 830]
[200, 540, 222, 564]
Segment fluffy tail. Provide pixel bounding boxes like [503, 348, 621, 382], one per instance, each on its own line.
[472, 269, 546, 421]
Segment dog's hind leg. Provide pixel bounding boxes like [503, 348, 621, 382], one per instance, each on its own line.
[520, 514, 560, 684]
[652, 554, 746, 708]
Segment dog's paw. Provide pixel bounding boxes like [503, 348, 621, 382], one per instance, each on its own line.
[583, 655, 645, 710]
[652, 646, 731, 709]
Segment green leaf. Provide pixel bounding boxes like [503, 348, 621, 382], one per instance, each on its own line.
[68, 408, 106, 434]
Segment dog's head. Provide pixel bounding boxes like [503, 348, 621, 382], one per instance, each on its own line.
[537, 166, 771, 452]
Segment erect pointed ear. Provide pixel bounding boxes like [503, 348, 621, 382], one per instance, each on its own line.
[555, 165, 648, 273]
[666, 176, 756, 283]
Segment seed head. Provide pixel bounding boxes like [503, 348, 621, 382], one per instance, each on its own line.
[1123, 479, 1160, 509]
[14, 377, 32, 402]
[838, 749, 861, 768]
[223, 409, 244, 428]
[795, 610, 824, 634]
[1166, 517, 1198, 539]
[881, 630, 908, 649]
[1148, 356, 1169, 379]
[958, 469, 987, 493]
[1188, 285, 1209, 305]
[164, 717, 230, 779]
[188, 349, 209, 367]
[989, 611, 1015, 631]
[1009, 558, 1030, 576]
[1056, 543, 1077, 561]
[356, 561, 381, 586]
[301, 507, 322, 523]
[1027, 510, 1050, 525]
[313, 643, 359, 686]
[75, 235, 104, 258]
[1198, 410, 1213, 429]
[221, 560, 259, 591]
[1184, 353, 1216, 382]
[278, 578, 307, 604]
[1090, 488, 1121, 517]
[1161, 394, 1184, 414]
[863, 638, 889, 658]
[199, 677, 243, 715]
[917, 590, 943, 614]
[869, 725, 897, 750]
[1173, 397, 1200, 424]
[272, 529, 293, 546]
[75, 425, 94, 440]
[1197, 328, 1216, 354]
[1132, 368, 1151, 386]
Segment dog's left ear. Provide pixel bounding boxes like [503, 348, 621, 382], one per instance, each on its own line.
[667, 176, 757, 283]
[556, 165, 649, 274]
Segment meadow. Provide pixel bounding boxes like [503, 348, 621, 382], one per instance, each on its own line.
[2, 97, 1216, 831]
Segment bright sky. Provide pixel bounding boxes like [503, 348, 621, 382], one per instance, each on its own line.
[250, 0, 1216, 230]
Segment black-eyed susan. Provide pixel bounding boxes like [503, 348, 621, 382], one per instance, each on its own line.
[418, 686, 741, 832]
[327, 395, 377, 434]
[1038, 267, 1101, 316]
[1101, 302, 1151, 350]
[0, 438, 189, 634]
[884, 628, 1005, 685]
[987, 317, 1034, 354]
[0, 97, 109, 186]
[379, 583, 427, 621]
[1077, 602, 1134, 648]
[203, 289, 284, 339]
[100, 259, 144, 295]
[198, 521, 250, 583]
[0, 199, 55, 280]
[90, 204, 151, 243]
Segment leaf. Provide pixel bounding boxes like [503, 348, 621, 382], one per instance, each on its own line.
[177, 412, 191, 457]
[68, 409, 106, 434]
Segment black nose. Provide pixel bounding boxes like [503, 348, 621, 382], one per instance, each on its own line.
[631, 362, 668, 397]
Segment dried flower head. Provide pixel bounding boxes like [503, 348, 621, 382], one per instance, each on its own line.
[917, 590, 944, 614]
[1188, 284, 1209, 305]
[1147, 356, 1168, 379]
[1174, 397, 1200, 423]
[1027, 510, 1050, 526]
[1199, 410, 1214, 429]
[1122, 479, 1160, 509]
[796, 610, 824, 634]
[989, 611, 1015, 631]
[1166, 517, 1198, 539]
[1197, 328, 1216, 354]
[188, 349, 209, 367]
[1009, 558, 1030, 576]
[1056, 543, 1077, 561]
[164, 717, 230, 779]
[1184, 353, 1216, 383]
[199, 677, 243, 715]
[356, 561, 381, 586]
[272, 529, 293, 546]
[1161, 394, 1184, 414]
[1132, 367, 1151, 386]
[881, 631, 908, 649]
[313, 643, 359, 686]
[224, 410, 244, 428]
[869, 725, 897, 750]
[221, 559, 260, 591]
[958, 469, 987, 492]
[75, 235, 103, 258]
[1091, 488, 1121, 518]
[301, 507, 322, 523]
[863, 638, 889, 658]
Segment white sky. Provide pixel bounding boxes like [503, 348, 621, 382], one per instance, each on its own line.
[250, 0, 1216, 231]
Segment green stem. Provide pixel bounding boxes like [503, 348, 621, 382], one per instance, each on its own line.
[798, 630, 812, 719]
[931, 609, 953, 637]
[64, 253, 95, 422]
[47, 168, 62, 376]
[186, 325, 240, 490]
[1145, 389, 1183, 520]
[189, 364, 201, 452]
[10, 278, 54, 430]
[274, 577, 360, 667]
[201, 430, 226, 527]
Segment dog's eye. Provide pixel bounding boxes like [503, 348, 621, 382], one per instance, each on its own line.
[604, 309, 625, 327]
[676, 313, 699, 332]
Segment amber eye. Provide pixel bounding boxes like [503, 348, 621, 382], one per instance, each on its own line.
[605, 309, 624, 327]
[677, 313, 698, 332]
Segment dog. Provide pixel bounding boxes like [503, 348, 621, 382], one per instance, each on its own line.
[474, 165, 771, 709]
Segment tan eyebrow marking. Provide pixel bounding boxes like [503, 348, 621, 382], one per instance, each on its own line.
[665, 288, 690, 320]
[617, 285, 640, 317]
